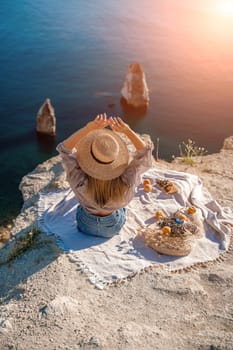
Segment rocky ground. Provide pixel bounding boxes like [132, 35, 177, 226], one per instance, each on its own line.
[0, 137, 232, 350]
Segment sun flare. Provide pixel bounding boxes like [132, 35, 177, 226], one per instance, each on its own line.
[217, 0, 233, 16]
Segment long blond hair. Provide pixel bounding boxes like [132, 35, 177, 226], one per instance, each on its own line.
[85, 175, 129, 208]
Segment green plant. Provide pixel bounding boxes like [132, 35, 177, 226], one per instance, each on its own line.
[7, 226, 41, 262]
[178, 139, 208, 166]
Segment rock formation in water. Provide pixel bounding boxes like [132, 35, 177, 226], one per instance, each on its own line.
[121, 63, 149, 109]
[36, 98, 56, 136]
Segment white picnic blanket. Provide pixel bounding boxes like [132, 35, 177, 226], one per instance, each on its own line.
[37, 168, 233, 288]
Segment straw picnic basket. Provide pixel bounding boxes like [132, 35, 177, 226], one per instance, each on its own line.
[138, 209, 203, 257]
[139, 227, 193, 256]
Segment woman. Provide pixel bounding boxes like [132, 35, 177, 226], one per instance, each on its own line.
[57, 114, 153, 238]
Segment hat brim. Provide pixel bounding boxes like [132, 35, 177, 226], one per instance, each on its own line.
[75, 129, 129, 180]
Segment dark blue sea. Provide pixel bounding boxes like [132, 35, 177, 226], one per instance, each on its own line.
[0, 0, 233, 222]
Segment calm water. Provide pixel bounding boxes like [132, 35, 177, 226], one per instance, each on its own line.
[0, 0, 233, 222]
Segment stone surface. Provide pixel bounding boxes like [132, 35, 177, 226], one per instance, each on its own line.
[40, 296, 81, 317]
[36, 98, 56, 136]
[121, 63, 149, 108]
[223, 135, 233, 150]
[0, 319, 12, 334]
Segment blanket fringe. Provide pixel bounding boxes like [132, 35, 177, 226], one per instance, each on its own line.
[68, 252, 109, 290]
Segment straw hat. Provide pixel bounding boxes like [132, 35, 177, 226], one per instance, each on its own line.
[75, 129, 129, 180]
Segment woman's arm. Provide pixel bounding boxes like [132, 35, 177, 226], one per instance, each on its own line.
[108, 117, 146, 150]
[64, 114, 108, 150]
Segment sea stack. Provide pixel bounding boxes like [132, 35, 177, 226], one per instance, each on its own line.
[36, 98, 56, 136]
[121, 63, 149, 109]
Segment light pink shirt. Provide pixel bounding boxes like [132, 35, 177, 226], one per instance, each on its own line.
[56, 142, 153, 214]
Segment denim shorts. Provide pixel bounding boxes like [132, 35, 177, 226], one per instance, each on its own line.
[76, 205, 126, 238]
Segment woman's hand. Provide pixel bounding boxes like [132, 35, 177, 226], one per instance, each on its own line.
[109, 116, 146, 150]
[87, 113, 108, 131]
[108, 117, 130, 133]
[64, 113, 108, 150]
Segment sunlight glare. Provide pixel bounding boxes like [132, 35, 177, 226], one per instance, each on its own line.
[217, 0, 233, 17]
